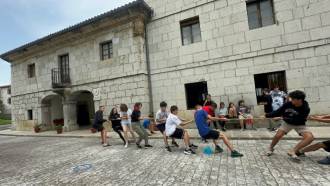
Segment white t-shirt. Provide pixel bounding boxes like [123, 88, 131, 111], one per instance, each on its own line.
[165, 113, 182, 136]
[120, 109, 132, 125]
[155, 110, 169, 124]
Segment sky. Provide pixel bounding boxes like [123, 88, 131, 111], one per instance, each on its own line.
[0, 0, 134, 86]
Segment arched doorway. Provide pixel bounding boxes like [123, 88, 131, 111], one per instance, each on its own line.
[41, 94, 63, 129]
[69, 91, 95, 128]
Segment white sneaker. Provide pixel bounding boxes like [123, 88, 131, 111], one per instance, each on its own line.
[266, 148, 274, 156]
[124, 143, 128, 148]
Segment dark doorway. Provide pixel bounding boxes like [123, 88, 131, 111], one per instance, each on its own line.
[254, 71, 287, 104]
[185, 81, 208, 110]
[77, 104, 91, 126]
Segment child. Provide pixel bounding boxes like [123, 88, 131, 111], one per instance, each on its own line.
[215, 102, 228, 131]
[165, 105, 197, 155]
[119, 104, 136, 148]
[109, 107, 125, 145]
[92, 106, 110, 147]
[143, 114, 156, 135]
[155, 101, 179, 152]
[203, 94, 216, 106]
[131, 102, 153, 149]
[265, 90, 314, 160]
[298, 115, 330, 165]
[238, 100, 255, 131]
[195, 104, 243, 157]
[203, 102, 218, 129]
[228, 102, 238, 118]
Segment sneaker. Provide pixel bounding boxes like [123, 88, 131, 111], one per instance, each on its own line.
[184, 149, 196, 155]
[296, 151, 306, 157]
[215, 145, 224, 153]
[221, 127, 227, 132]
[189, 144, 198, 149]
[318, 156, 330, 165]
[172, 141, 179, 147]
[166, 146, 172, 152]
[103, 143, 111, 147]
[124, 143, 128, 148]
[184, 149, 192, 155]
[240, 128, 245, 131]
[287, 150, 299, 160]
[231, 150, 243, 158]
[136, 143, 142, 149]
[144, 144, 153, 148]
[266, 148, 274, 156]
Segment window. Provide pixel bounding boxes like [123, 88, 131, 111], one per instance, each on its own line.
[27, 110, 33, 120]
[246, 0, 275, 30]
[180, 17, 202, 46]
[185, 81, 208, 109]
[7, 87, 11, 95]
[254, 71, 287, 104]
[7, 98, 11, 104]
[28, 64, 36, 78]
[100, 41, 113, 60]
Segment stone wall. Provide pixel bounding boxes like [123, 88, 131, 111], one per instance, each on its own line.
[146, 0, 330, 117]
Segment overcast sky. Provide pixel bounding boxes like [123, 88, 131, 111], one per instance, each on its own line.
[0, 0, 134, 86]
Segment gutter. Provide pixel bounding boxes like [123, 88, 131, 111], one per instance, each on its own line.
[144, 20, 154, 115]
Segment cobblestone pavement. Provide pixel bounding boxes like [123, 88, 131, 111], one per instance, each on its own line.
[0, 136, 330, 186]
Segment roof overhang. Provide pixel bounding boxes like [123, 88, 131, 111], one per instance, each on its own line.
[0, 0, 152, 63]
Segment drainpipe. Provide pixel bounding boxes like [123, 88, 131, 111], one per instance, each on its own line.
[144, 19, 154, 115]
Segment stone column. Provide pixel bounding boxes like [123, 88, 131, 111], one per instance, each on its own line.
[40, 103, 51, 130]
[63, 100, 78, 131]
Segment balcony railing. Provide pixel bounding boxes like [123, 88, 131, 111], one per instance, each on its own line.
[51, 68, 71, 88]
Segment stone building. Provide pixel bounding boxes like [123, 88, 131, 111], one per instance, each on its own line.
[1, 0, 330, 131]
[0, 85, 11, 119]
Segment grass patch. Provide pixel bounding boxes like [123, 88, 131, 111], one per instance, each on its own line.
[0, 119, 11, 125]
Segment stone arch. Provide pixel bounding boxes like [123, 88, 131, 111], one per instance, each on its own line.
[40, 94, 63, 129]
[68, 90, 95, 127]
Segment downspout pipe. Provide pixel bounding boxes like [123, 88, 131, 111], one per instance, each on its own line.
[144, 19, 154, 115]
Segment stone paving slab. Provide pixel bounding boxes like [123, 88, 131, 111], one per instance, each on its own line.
[0, 136, 330, 186]
[0, 127, 330, 140]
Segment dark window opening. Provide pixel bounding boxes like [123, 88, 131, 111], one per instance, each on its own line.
[7, 88, 11, 94]
[100, 41, 113, 60]
[185, 81, 208, 110]
[58, 54, 70, 83]
[180, 17, 202, 46]
[7, 98, 11, 104]
[27, 110, 33, 120]
[246, 0, 275, 30]
[28, 64, 36, 78]
[254, 71, 287, 104]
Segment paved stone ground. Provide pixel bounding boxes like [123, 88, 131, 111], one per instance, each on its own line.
[0, 136, 330, 186]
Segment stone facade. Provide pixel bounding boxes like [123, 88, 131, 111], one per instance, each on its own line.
[146, 0, 330, 117]
[2, 0, 330, 130]
[0, 85, 11, 118]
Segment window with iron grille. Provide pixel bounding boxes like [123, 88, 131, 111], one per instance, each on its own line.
[246, 0, 275, 30]
[27, 64, 36, 78]
[180, 17, 202, 46]
[100, 41, 113, 60]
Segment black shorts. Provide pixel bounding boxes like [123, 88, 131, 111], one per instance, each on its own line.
[202, 130, 220, 140]
[112, 123, 123, 132]
[93, 125, 104, 132]
[323, 140, 330, 152]
[170, 128, 184, 139]
[156, 123, 166, 133]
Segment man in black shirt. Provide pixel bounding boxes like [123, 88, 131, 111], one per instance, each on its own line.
[264, 90, 314, 159]
[93, 106, 110, 147]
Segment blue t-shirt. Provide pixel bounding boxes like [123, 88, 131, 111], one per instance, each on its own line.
[195, 109, 211, 137]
